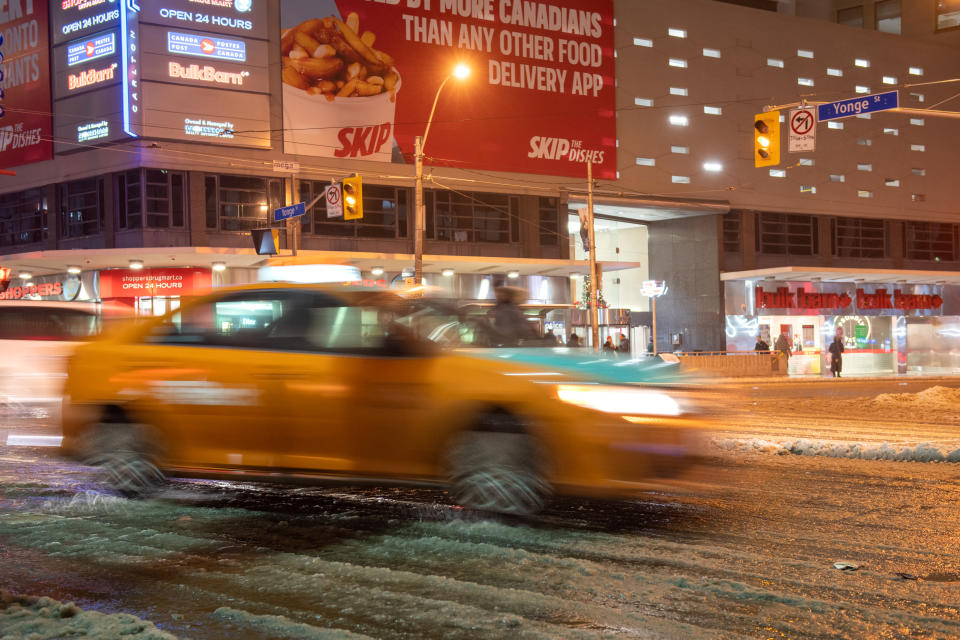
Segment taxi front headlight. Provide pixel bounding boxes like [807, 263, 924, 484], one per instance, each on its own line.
[555, 384, 682, 417]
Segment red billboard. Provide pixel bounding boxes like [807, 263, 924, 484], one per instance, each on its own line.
[0, 0, 53, 168]
[281, 0, 615, 179]
[99, 268, 212, 299]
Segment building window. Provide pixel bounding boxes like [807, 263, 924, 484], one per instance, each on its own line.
[205, 174, 283, 232]
[722, 212, 740, 253]
[905, 222, 957, 261]
[757, 212, 818, 256]
[827, 68, 843, 77]
[876, 0, 901, 34]
[117, 170, 141, 229]
[837, 6, 864, 26]
[299, 181, 408, 239]
[832, 217, 886, 258]
[0, 188, 46, 248]
[430, 191, 517, 244]
[538, 197, 560, 246]
[60, 177, 103, 239]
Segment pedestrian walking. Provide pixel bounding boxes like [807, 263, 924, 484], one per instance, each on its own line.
[617, 332, 631, 355]
[828, 335, 844, 377]
[491, 286, 534, 346]
[754, 335, 770, 352]
[647, 337, 655, 354]
[567, 333, 581, 347]
[603, 336, 617, 354]
[544, 329, 558, 344]
[774, 333, 792, 362]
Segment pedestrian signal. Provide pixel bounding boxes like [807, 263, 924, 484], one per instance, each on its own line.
[251, 228, 281, 255]
[754, 111, 780, 168]
[342, 174, 363, 220]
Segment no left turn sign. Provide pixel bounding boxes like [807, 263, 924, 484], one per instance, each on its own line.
[324, 184, 344, 218]
[788, 108, 816, 152]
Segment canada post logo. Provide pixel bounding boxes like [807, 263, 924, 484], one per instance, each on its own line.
[167, 31, 246, 62]
[67, 32, 116, 66]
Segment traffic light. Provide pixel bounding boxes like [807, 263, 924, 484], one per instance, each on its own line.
[251, 228, 281, 255]
[753, 110, 780, 167]
[342, 174, 363, 220]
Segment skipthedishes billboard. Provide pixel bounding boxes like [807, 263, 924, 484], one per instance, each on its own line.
[0, 0, 53, 168]
[281, 0, 615, 179]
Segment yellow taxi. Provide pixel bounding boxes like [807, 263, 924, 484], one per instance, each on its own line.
[60, 284, 704, 514]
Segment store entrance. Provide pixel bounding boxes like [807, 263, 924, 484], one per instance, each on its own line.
[136, 296, 181, 318]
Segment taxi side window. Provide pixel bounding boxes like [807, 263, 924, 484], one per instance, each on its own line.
[148, 291, 321, 349]
[303, 305, 391, 352]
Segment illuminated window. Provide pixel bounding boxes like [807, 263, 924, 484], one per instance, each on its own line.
[857, 190, 873, 198]
[798, 49, 814, 58]
[671, 146, 689, 154]
[769, 169, 786, 178]
[636, 157, 656, 166]
[876, 0, 901, 34]
[798, 77, 814, 86]
[909, 67, 923, 76]
[633, 37, 653, 47]
[912, 168, 925, 176]
[829, 174, 845, 182]
[704, 106, 722, 115]
[856, 113, 872, 119]
[855, 85, 870, 94]
[669, 58, 687, 68]
[910, 118, 924, 126]
[885, 178, 900, 187]
[672, 175, 691, 184]
[910, 92, 924, 102]
[669, 115, 689, 126]
[827, 68, 843, 77]
[635, 97, 653, 106]
[703, 48, 721, 58]
[798, 158, 814, 166]
[857, 138, 872, 146]
[801, 185, 817, 194]
[828, 121, 844, 129]
[855, 58, 870, 67]
[670, 87, 688, 96]
[668, 28, 687, 38]
[857, 164, 873, 171]
[767, 58, 784, 68]
[883, 128, 899, 135]
[911, 144, 926, 152]
[703, 162, 723, 172]
[882, 76, 897, 85]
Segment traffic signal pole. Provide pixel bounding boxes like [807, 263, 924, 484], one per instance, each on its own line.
[586, 161, 600, 351]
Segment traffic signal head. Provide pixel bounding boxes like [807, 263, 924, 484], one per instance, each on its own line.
[342, 174, 363, 220]
[251, 228, 281, 255]
[753, 111, 780, 167]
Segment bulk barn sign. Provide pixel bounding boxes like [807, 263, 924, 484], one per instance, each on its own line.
[755, 286, 943, 312]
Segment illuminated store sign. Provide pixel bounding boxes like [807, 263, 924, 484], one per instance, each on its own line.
[67, 63, 118, 90]
[66, 31, 116, 65]
[54, 0, 120, 45]
[0, 282, 63, 300]
[166, 30, 245, 61]
[168, 61, 248, 85]
[121, 0, 141, 137]
[77, 120, 110, 141]
[144, 0, 265, 38]
[755, 286, 943, 312]
[62, 0, 110, 10]
[184, 116, 234, 138]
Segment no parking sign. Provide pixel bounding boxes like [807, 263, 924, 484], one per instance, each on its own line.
[788, 108, 816, 152]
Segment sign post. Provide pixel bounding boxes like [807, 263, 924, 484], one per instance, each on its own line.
[640, 280, 668, 356]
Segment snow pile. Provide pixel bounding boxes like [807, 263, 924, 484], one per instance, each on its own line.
[871, 385, 960, 411]
[0, 590, 175, 639]
[711, 437, 960, 462]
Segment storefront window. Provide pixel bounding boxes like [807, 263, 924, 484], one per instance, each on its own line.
[538, 197, 559, 246]
[757, 212, 818, 256]
[205, 174, 283, 232]
[432, 191, 516, 243]
[60, 178, 103, 239]
[300, 181, 408, 239]
[904, 221, 957, 262]
[0, 188, 46, 248]
[832, 217, 887, 258]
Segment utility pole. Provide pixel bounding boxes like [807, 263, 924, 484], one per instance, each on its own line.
[414, 135, 424, 283]
[586, 161, 599, 351]
[289, 171, 298, 256]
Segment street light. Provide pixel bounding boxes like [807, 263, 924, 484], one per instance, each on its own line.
[414, 63, 470, 284]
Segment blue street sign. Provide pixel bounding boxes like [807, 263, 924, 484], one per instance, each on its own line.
[817, 91, 898, 122]
[273, 202, 306, 222]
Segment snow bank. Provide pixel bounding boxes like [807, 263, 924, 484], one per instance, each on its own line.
[710, 437, 960, 462]
[0, 590, 175, 639]
[214, 607, 375, 639]
[872, 385, 960, 411]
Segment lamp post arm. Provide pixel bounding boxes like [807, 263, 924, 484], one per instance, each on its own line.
[421, 74, 452, 155]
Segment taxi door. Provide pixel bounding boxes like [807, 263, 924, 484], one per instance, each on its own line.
[133, 290, 310, 470]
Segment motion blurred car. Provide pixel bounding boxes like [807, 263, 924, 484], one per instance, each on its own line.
[60, 284, 704, 514]
[0, 301, 104, 411]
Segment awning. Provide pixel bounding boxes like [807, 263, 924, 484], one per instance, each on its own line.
[566, 193, 729, 223]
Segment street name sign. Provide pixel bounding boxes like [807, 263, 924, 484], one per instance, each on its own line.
[817, 91, 898, 122]
[273, 202, 306, 222]
[788, 108, 816, 152]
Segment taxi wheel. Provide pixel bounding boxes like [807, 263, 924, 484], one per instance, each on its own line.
[83, 420, 165, 498]
[447, 426, 550, 515]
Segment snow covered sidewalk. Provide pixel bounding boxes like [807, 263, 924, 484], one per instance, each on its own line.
[0, 591, 175, 639]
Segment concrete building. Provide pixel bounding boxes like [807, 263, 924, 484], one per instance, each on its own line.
[2, 0, 960, 372]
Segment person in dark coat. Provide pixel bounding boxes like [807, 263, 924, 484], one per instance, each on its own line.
[754, 335, 770, 352]
[647, 337, 655, 354]
[567, 333, 581, 347]
[602, 336, 617, 354]
[491, 286, 534, 346]
[774, 333, 792, 362]
[828, 335, 845, 377]
[617, 333, 631, 354]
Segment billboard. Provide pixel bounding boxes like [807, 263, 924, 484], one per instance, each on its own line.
[0, 0, 53, 168]
[280, 0, 616, 179]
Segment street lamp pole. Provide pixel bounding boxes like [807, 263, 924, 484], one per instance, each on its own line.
[414, 65, 469, 284]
